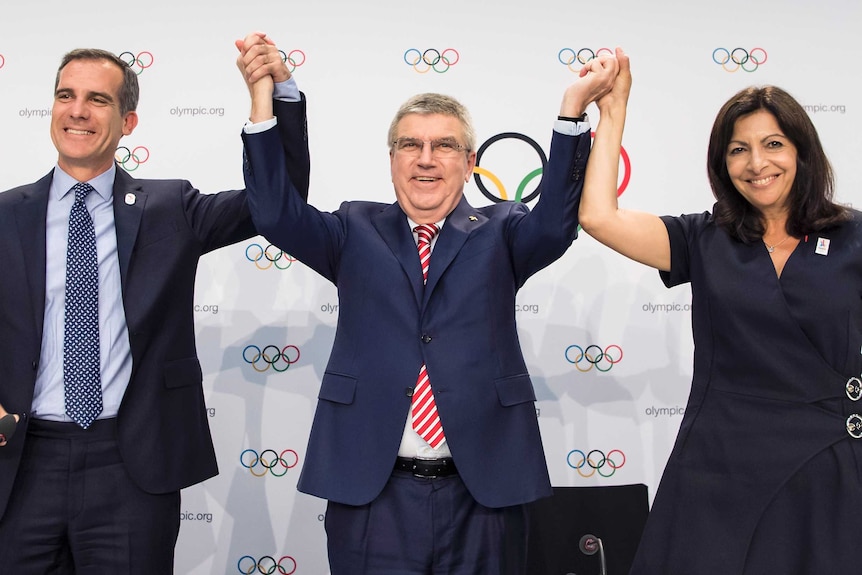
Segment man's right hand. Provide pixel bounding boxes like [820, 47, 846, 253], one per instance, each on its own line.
[235, 31, 289, 123]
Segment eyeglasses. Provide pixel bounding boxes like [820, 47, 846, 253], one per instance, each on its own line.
[392, 137, 468, 157]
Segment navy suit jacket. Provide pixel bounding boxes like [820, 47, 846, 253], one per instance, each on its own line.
[242, 118, 590, 508]
[0, 98, 309, 520]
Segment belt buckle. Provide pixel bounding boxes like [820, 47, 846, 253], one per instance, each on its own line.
[412, 457, 438, 479]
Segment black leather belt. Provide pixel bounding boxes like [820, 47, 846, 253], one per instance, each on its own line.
[395, 456, 457, 478]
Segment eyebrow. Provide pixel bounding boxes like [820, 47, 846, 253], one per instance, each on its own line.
[728, 133, 788, 146]
[55, 87, 116, 103]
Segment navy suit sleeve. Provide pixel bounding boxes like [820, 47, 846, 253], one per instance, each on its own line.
[274, 95, 310, 202]
[508, 129, 590, 286]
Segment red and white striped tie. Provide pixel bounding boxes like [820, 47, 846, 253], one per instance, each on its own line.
[412, 224, 445, 448]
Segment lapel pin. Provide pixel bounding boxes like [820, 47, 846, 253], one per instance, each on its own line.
[815, 237, 830, 256]
[468, 215, 478, 221]
[124, 193, 136, 206]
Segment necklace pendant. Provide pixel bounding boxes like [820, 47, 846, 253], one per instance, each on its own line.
[766, 245, 775, 253]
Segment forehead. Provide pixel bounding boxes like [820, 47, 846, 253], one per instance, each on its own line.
[57, 58, 124, 93]
[731, 109, 783, 138]
[396, 113, 463, 138]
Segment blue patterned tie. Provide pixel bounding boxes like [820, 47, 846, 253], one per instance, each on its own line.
[64, 182, 102, 428]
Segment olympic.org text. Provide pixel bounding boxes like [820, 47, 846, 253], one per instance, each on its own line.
[170, 106, 225, 118]
[181, 512, 213, 523]
[643, 302, 691, 313]
[645, 406, 686, 418]
[194, 304, 219, 314]
[804, 104, 847, 114]
[19, 108, 51, 118]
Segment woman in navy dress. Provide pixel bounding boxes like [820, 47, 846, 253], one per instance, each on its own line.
[580, 50, 862, 573]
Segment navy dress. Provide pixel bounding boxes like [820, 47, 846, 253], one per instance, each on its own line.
[629, 209, 862, 574]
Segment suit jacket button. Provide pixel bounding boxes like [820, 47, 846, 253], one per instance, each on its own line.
[421, 334, 432, 343]
[406, 387, 414, 397]
[32, 361, 38, 370]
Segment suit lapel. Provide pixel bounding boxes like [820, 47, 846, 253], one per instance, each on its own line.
[13, 172, 52, 337]
[111, 167, 146, 285]
[422, 197, 483, 308]
[373, 202, 424, 308]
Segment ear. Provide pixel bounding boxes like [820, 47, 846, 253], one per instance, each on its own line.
[464, 150, 476, 182]
[122, 110, 139, 136]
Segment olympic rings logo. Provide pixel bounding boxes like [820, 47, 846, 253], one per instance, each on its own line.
[567, 449, 626, 478]
[0, 54, 5, 69]
[403, 48, 460, 74]
[115, 145, 149, 172]
[558, 47, 614, 72]
[278, 49, 306, 73]
[243, 344, 301, 372]
[473, 133, 630, 204]
[237, 555, 297, 574]
[245, 243, 297, 271]
[118, 51, 154, 75]
[240, 449, 299, 477]
[712, 47, 767, 72]
[565, 344, 623, 372]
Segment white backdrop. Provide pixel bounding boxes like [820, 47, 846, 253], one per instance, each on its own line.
[2, 1, 860, 573]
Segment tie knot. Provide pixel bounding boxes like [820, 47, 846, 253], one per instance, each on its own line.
[71, 182, 95, 203]
[414, 223, 439, 245]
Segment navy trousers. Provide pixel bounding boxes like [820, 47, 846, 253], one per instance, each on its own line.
[0, 419, 180, 574]
[325, 469, 527, 574]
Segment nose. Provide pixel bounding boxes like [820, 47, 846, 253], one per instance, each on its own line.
[417, 141, 436, 165]
[67, 98, 89, 119]
[748, 147, 768, 173]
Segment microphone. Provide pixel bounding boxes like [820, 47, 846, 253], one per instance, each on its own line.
[0, 414, 18, 444]
[579, 533, 607, 575]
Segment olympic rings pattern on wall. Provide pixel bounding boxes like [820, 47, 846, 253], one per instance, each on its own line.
[403, 48, 460, 73]
[245, 243, 297, 271]
[566, 449, 626, 477]
[712, 47, 768, 72]
[557, 47, 614, 72]
[565, 344, 623, 372]
[237, 555, 297, 574]
[242, 345, 301, 372]
[115, 146, 149, 172]
[473, 132, 630, 204]
[278, 49, 306, 73]
[240, 449, 300, 477]
[118, 51, 154, 75]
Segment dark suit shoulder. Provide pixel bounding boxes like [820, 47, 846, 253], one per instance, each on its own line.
[0, 171, 53, 207]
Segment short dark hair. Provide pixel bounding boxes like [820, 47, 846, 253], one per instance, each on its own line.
[55, 48, 139, 115]
[707, 85, 848, 242]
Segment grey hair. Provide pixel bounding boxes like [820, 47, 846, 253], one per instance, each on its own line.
[387, 93, 476, 152]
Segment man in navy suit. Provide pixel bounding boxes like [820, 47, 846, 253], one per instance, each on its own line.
[242, 53, 621, 573]
[0, 35, 308, 572]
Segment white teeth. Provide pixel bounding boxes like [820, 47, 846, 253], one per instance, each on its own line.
[67, 129, 93, 135]
[416, 177, 437, 182]
[751, 176, 776, 185]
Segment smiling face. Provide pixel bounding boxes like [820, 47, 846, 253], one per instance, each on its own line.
[390, 113, 476, 223]
[725, 109, 798, 217]
[50, 58, 138, 181]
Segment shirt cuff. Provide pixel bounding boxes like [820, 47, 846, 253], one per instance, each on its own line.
[243, 117, 277, 134]
[273, 76, 300, 102]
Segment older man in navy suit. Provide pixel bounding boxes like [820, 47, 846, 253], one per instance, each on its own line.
[241, 48, 621, 573]
[0, 34, 308, 573]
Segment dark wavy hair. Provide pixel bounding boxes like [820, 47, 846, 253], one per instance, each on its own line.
[707, 85, 848, 242]
[54, 48, 139, 116]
